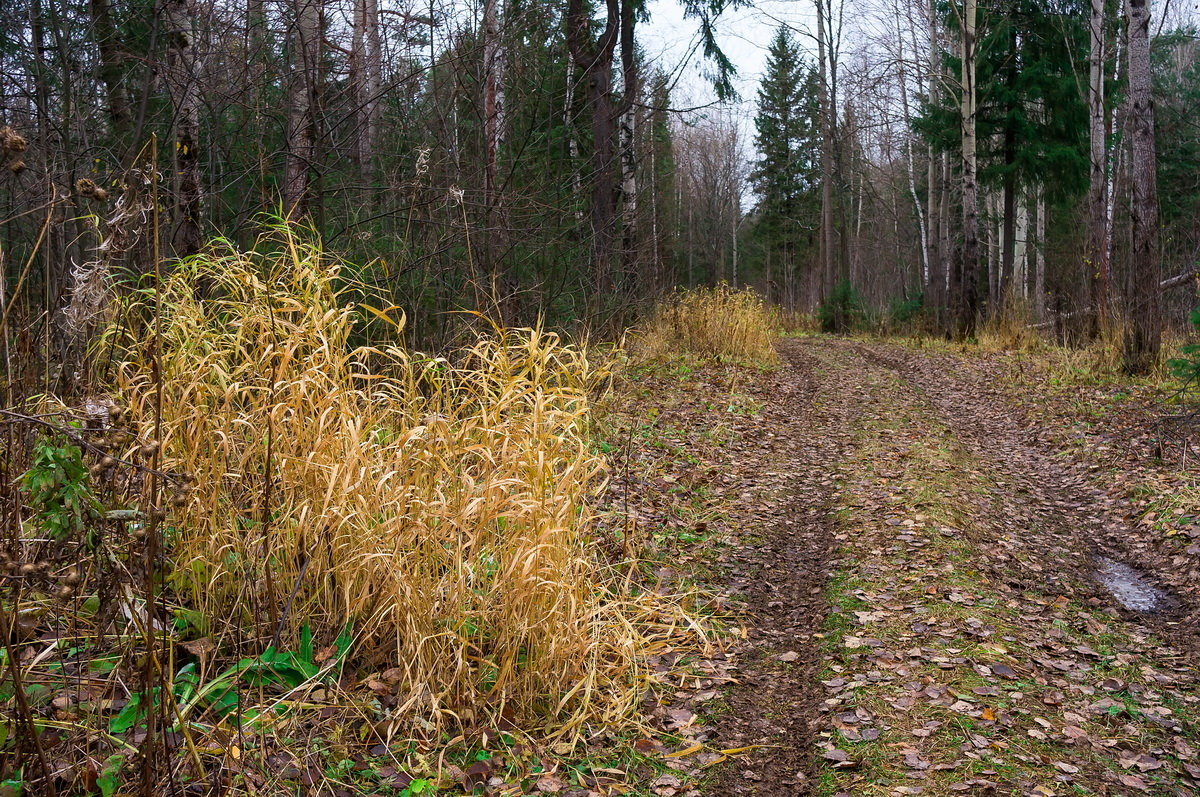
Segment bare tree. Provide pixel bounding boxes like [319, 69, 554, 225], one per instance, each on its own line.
[1123, 0, 1161, 371]
[566, 0, 620, 297]
[351, 0, 382, 184]
[283, 0, 323, 216]
[90, 0, 133, 155]
[674, 113, 745, 286]
[957, 0, 980, 337]
[164, 0, 202, 255]
[816, 0, 837, 297]
[1086, 0, 1111, 329]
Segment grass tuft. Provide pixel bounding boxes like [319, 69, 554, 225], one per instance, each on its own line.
[99, 221, 696, 742]
[633, 286, 778, 364]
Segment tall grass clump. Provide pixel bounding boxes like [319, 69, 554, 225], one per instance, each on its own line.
[634, 285, 778, 363]
[101, 223, 665, 738]
[978, 296, 1044, 351]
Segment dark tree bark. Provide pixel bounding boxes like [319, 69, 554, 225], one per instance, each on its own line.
[815, 0, 836, 299]
[164, 0, 202, 255]
[565, 0, 620, 300]
[957, 0, 980, 338]
[283, 0, 322, 217]
[90, 0, 133, 155]
[1123, 0, 1161, 372]
[1086, 0, 1111, 331]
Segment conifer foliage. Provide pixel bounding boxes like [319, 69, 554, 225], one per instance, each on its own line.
[751, 27, 821, 280]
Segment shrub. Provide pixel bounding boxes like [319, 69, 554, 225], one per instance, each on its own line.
[817, 280, 867, 333]
[1168, 309, 1200, 390]
[888, 294, 924, 326]
[634, 285, 778, 363]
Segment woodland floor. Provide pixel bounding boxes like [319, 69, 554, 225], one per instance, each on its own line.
[613, 337, 1200, 797]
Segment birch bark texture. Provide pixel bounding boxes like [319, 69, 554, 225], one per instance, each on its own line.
[958, 0, 980, 337]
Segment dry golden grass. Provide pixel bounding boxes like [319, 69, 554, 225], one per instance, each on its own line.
[101, 223, 700, 741]
[977, 297, 1045, 352]
[1035, 316, 1186, 384]
[633, 286, 778, 364]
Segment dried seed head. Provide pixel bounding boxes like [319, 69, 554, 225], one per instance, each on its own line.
[56, 585, 75, 600]
[6, 160, 25, 174]
[17, 563, 37, 576]
[0, 126, 27, 152]
[131, 527, 147, 541]
[100, 456, 116, 469]
[62, 568, 81, 586]
[92, 187, 108, 202]
[138, 441, 160, 458]
[89, 463, 106, 477]
[76, 178, 99, 197]
[149, 506, 167, 522]
[170, 492, 187, 507]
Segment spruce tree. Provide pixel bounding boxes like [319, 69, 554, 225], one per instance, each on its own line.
[752, 26, 819, 287]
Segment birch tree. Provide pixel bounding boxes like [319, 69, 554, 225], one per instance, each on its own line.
[957, 0, 980, 337]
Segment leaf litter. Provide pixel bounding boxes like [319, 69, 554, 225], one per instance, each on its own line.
[606, 339, 1199, 796]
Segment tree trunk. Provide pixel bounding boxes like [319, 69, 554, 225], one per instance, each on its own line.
[1000, 172, 1015, 308]
[566, 0, 620, 301]
[816, 0, 836, 298]
[1123, 0, 1161, 372]
[283, 0, 322, 217]
[90, 0, 133, 154]
[164, 0, 202, 255]
[958, 0, 980, 338]
[1087, 0, 1111, 331]
[618, 0, 638, 292]
[350, 0, 380, 184]
[482, 0, 506, 312]
[1035, 188, 1046, 320]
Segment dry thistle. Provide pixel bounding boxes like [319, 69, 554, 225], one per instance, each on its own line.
[74, 178, 109, 201]
[0, 126, 27, 153]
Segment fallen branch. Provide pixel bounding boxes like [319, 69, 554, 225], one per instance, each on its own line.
[1029, 269, 1198, 330]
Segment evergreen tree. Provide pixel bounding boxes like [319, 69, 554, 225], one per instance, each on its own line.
[751, 26, 820, 294]
[915, 0, 1089, 316]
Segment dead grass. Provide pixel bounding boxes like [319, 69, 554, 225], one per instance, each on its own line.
[98, 222, 703, 742]
[632, 286, 778, 365]
[977, 297, 1045, 352]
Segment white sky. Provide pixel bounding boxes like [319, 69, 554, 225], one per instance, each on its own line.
[640, 1, 818, 112]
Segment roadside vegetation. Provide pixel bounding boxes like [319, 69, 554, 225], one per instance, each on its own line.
[2, 229, 769, 795]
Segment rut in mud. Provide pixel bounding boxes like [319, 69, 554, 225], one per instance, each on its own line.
[704, 339, 1200, 796]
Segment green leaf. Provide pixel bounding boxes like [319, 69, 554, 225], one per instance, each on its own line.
[109, 693, 146, 734]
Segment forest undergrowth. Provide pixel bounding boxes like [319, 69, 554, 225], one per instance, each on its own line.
[7, 227, 1200, 796]
[0, 229, 786, 796]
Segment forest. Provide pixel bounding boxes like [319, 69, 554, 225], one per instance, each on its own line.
[1, 0, 1200, 794]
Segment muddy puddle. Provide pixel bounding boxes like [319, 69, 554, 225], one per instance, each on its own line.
[1094, 556, 1170, 612]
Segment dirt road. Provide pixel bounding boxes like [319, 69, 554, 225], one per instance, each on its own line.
[706, 338, 1199, 796]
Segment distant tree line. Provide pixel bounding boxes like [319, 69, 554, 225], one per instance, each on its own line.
[744, 0, 1200, 370]
[2, 0, 1198, 379]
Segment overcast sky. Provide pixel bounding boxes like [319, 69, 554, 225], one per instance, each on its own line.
[640, 1, 818, 111]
